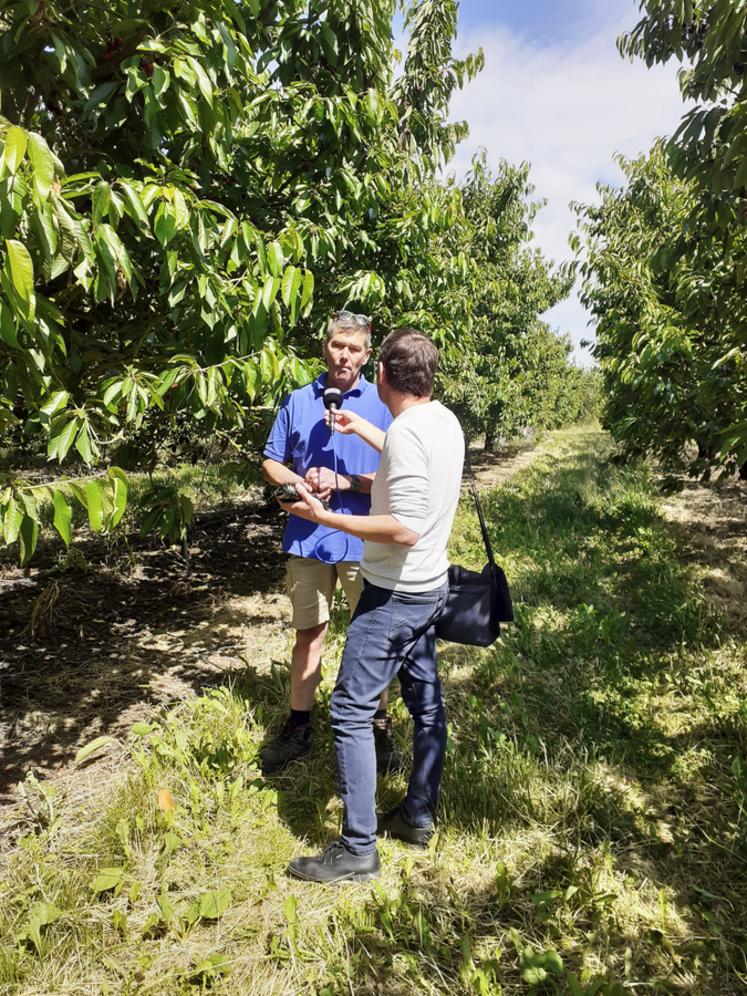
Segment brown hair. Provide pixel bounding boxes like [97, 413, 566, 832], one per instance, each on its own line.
[378, 328, 438, 398]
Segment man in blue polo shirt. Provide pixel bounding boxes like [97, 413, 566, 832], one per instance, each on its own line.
[260, 311, 394, 775]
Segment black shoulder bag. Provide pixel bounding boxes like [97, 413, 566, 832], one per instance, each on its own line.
[436, 452, 514, 647]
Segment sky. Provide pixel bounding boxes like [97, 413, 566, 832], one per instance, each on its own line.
[443, 0, 689, 366]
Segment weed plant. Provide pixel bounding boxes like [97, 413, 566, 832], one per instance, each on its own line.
[1, 428, 745, 994]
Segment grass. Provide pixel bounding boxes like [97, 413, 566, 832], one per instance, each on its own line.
[1, 427, 745, 994]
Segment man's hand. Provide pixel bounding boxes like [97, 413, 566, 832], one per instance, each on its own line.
[304, 466, 338, 500]
[325, 409, 386, 454]
[325, 409, 366, 435]
[284, 482, 327, 523]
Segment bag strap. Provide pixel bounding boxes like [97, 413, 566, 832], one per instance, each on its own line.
[463, 448, 496, 568]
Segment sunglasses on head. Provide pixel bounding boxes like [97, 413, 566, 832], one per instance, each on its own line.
[332, 310, 371, 327]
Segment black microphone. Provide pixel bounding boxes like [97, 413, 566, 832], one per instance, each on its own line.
[323, 387, 343, 432]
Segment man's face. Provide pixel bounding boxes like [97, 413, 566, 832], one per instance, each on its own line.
[324, 327, 372, 390]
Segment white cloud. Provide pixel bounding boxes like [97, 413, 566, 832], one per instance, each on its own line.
[448, 9, 688, 365]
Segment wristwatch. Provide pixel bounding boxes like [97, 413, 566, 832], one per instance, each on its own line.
[349, 474, 362, 492]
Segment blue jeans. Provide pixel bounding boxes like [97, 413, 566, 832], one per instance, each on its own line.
[330, 579, 449, 854]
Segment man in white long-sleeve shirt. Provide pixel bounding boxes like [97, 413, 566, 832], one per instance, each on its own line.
[282, 329, 465, 883]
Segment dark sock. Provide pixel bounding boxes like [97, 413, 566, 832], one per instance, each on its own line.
[373, 708, 388, 722]
[289, 709, 311, 728]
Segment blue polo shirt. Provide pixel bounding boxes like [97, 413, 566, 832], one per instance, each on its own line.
[264, 373, 392, 563]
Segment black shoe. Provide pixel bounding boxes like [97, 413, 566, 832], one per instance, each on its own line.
[260, 719, 312, 775]
[373, 716, 402, 774]
[288, 840, 380, 884]
[377, 805, 434, 848]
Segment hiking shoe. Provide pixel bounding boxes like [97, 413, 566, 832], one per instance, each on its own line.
[260, 720, 312, 775]
[377, 804, 434, 848]
[288, 840, 380, 884]
[373, 715, 402, 774]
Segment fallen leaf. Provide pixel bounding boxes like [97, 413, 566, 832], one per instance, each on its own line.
[156, 788, 174, 811]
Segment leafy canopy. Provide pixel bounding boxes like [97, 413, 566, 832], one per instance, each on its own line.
[0, 0, 581, 559]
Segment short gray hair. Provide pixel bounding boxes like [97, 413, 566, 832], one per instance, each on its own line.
[326, 312, 372, 349]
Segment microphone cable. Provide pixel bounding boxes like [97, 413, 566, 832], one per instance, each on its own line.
[330, 411, 342, 510]
[323, 386, 345, 512]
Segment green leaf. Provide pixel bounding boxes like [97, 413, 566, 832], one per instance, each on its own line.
[18, 515, 39, 565]
[162, 831, 180, 857]
[138, 38, 167, 53]
[102, 379, 124, 407]
[188, 56, 213, 106]
[300, 269, 314, 314]
[281, 265, 300, 308]
[520, 947, 564, 985]
[259, 348, 275, 384]
[107, 470, 128, 527]
[261, 275, 280, 312]
[3, 126, 28, 174]
[76, 736, 116, 764]
[52, 490, 72, 545]
[319, 22, 339, 64]
[171, 189, 189, 230]
[75, 424, 94, 464]
[32, 200, 59, 259]
[283, 895, 297, 924]
[188, 953, 231, 981]
[151, 65, 170, 100]
[198, 888, 231, 920]
[39, 390, 69, 418]
[27, 133, 55, 200]
[3, 499, 23, 545]
[50, 418, 79, 462]
[118, 179, 149, 231]
[16, 902, 62, 952]
[97, 224, 132, 283]
[5, 239, 34, 304]
[92, 182, 111, 224]
[267, 241, 284, 277]
[90, 866, 124, 894]
[20, 490, 38, 521]
[157, 893, 175, 922]
[154, 204, 176, 246]
[0, 302, 19, 347]
[84, 481, 104, 532]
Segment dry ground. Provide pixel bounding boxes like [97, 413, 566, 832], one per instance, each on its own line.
[660, 478, 747, 632]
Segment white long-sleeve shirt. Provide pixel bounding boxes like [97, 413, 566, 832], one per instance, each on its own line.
[362, 400, 464, 592]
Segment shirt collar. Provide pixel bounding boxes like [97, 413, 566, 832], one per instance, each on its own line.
[313, 372, 368, 399]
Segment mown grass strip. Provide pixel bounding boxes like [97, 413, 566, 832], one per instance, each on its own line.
[1, 427, 745, 994]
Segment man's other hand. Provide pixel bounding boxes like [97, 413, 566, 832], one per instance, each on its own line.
[304, 466, 337, 500]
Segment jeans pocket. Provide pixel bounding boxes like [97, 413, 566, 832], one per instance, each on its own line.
[391, 589, 439, 605]
[388, 593, 440, 648]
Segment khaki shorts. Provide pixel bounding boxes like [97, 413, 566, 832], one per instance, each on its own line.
[286, 556, 363, 631]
